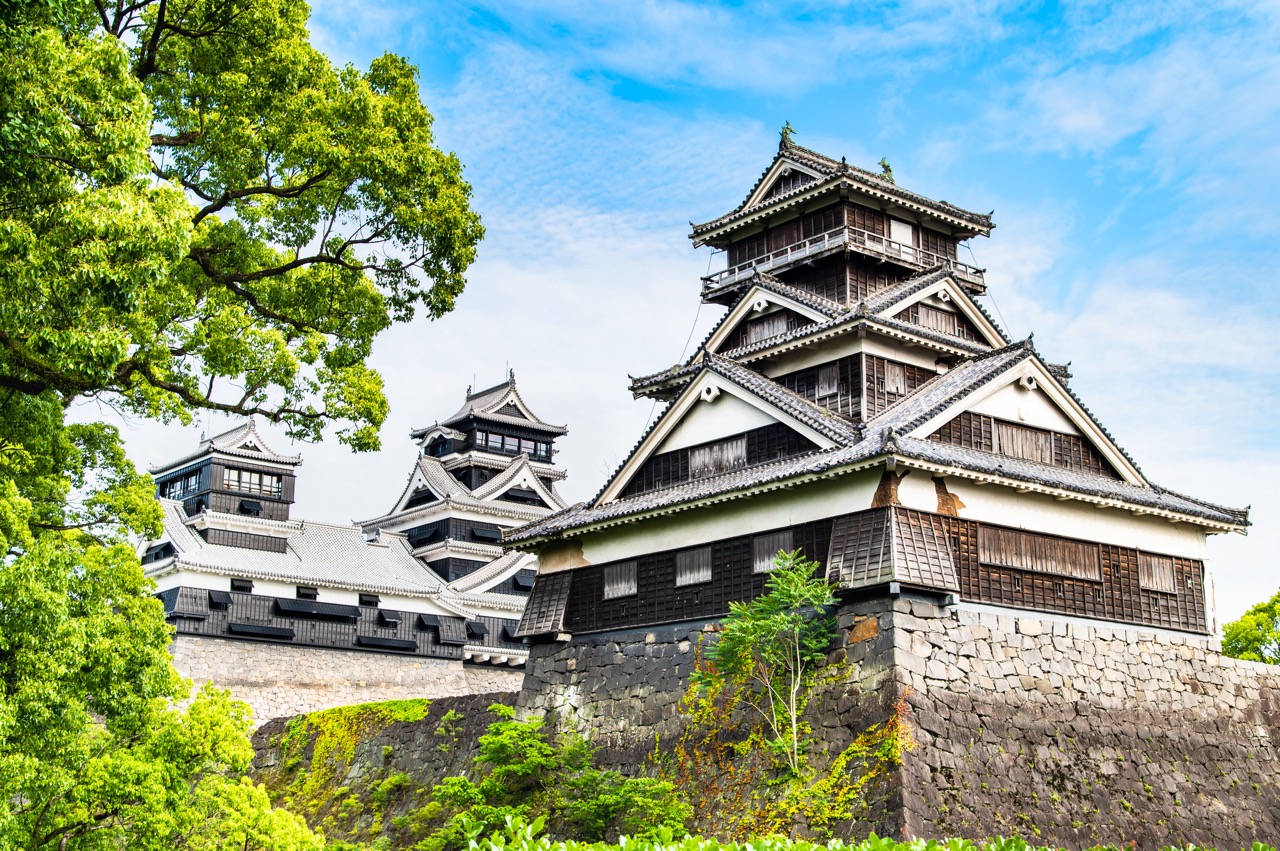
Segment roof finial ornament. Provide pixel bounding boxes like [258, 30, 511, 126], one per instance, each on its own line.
[779, 121, 795, 149]
[509, 367, 515, 381]
[878, 157, 895, 184]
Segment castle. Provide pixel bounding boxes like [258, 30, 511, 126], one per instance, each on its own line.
[143, 375, 566, 720]
[508, 137, 1247, 641]
[502, 139, 1278, 848]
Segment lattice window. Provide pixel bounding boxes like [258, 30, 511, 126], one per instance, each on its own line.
[689, 436, 747, 480]
[994, 421, 1054, 465]
[753, 530, 794, 573]
[817, 364, 839, 398]
[1139, 553, 1177, 593]
[746, 312, 790, 344]
[676, 546, 713, 586]
[978, 526, 1101, 580]
[917, 304, 956, 335]
[603, 561, 637, 599]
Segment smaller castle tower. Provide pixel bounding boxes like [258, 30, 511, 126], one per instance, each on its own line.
[359, 373, 568, 595]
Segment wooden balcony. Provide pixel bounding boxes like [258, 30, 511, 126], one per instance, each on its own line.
[701, 225, 986, 297]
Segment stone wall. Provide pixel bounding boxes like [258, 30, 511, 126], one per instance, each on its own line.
[173, 635, 523, 724]
[884, 597, 1280, 849]
[516, 599, 1280, 848]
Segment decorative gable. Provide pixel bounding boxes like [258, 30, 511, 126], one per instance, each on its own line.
[909, 357, 1138, 484]
[704, 280, 841, 356]
[597, 367, 843, 505]
[741, 157, 825, 210]
[866, 272, 1007, 349]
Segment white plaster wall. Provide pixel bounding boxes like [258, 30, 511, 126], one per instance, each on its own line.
[899, 471, 1210, 558]
[966, 381, 1080, 434]
[152, 569, 229, 593]
[762, 332, 943, 377]
[575, 468, 882, 566]
[171, 636, 524, 725]
[657, 390, 780, 452]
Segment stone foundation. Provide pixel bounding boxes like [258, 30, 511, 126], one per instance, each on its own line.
[517, 597, 1280, 848]
[173, 635, 524, 724]
[885, 598, 1280, 848]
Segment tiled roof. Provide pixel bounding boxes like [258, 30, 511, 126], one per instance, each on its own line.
[860, 266, 954, 312]
[151, 501, 450, 600]
[704, 353, 863, 444]
[748, 272, 846, 318]
[507, 343, 1248, 542]
[149, 419, 302, 473]
[358, 455, 548, 528]
[864, 343, 1033, 435]
[415, 373, 568, 436]
[691, 142, 994, 238]
[447, 551, 533, 594]
[892, 436, 1247, 527]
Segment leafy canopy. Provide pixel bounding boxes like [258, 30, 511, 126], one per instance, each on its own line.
[1222, 588, 1280, 665]
[0, 0, 481, 846]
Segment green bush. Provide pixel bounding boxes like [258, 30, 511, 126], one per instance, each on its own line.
[409, 705, 690, 850]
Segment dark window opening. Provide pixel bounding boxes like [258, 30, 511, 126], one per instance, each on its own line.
[465, 620, 488, 639]
[208, 590, 233, 610]
[470, 527, 503, 543]
[231, 578, 254, 593]
[296, 586, 319, 601]
[513, 571, 536, 592]
[238, 499, 264, 516]
[358, 593, 380, 607]
[378, 610, 401, 628]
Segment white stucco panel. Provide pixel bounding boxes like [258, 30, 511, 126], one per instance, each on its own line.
[577, 469, 882, 565]
[965, 381, 1082, 435]
[657, 390, 781, 453]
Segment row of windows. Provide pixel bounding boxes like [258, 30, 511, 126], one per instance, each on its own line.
[159, 470, 203, 500]
[601, 530, 795, 600]
[223, 468, 283, 497]
[472, 431, 553, 460]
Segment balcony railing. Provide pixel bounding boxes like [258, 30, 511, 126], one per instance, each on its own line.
[701, 225, 986, 295]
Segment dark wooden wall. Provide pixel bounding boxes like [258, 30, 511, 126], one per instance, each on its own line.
[159, 586, 526, 657]
[929, 411, 1120, 478]
[619, 423, 818, 498]
[560, 519, 832, 634]
[537, 506, 1207, 637]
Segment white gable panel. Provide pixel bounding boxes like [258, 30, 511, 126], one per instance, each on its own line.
[657, 391, 781, 453]
[967, 382, 1082, 435]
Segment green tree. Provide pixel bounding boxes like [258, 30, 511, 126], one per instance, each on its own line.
[0, 0, 482, 846]
[696, 551, 837, 776]
[1222, 588, 1280, 664]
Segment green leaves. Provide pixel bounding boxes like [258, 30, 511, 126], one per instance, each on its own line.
[696, 551, 837, 777]
[1222, 588, 1280, 664]
[420, 705, 690, 849]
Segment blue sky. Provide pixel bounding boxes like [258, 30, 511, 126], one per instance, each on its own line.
[115, 1, 1280, 623]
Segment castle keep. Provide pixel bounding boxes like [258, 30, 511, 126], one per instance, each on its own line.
[509, 138, 1246, 641]
[504, 140, 1278, 848]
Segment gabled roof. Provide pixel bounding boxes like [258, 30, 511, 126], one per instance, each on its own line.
[147, 501, 461, 603]
[690, 141, 994, 243]
[508, 343, 1249, 544]
[412, 372, 567, 438]
[694, 273, 844, 355]
[358, 455, 550, 529]
[446, 550, 536, 598]
[597, 351, 859, 505]
[149, 419, 302, 474]
[472, 454, 568, 510]
[631, 269, 1002, 401]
